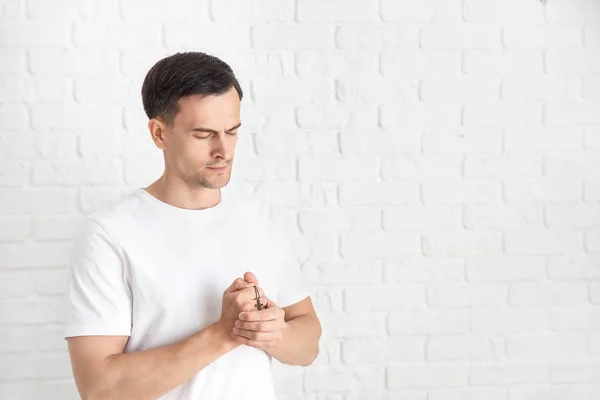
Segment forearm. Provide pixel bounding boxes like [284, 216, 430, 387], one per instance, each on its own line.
[89, 321, 238, 400]
[266, 314, 321, 366]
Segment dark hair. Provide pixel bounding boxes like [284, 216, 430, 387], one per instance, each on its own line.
[141, 51, 243, 126]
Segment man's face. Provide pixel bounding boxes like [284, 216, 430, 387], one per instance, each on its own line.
[161, 87, 241, 190]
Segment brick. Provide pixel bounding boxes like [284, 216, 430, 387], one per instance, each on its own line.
[424, 232, 502, 257]
[120, 48, 170, 77]
[0, 161, 27, 186]
[0, 327, 35, 353]
[510, 386, 599, 400]
[0, 298, 67, 324]
[427, 283, 507, 308]
[304, 366, 384, 391]
[0, 48, 25, 73]
[30, 48, 119, 75]
[296, 51, 378, 77]
[421, 76, 500, 101]
[336, 25, 418, 50]
[0, 105, 27, 130]
[74, 22, 161, 49]
[336, 78, 419, 103]
[586, 25, 600, 48]
[34, 269, 68, 296]
[381, 0, 461, 22]
[464, 50, 543, 74]
[551, 308, 600, 331]
[0, 133, 76, 161]
[254, 131, 338, 156]
[429, 388, 508, 400]
[340, 233, 421, 258]
[299, 210, 380, 235]
[465, 154, 542, 178]
[298, 0, 378, 22]
[509, 282, 589, 306]
[466, 256, 546, 282]
[342, 337, 425, 364]
[0, 21, 68, 46]
[121, 0, 209, 21]
[502, 75, 583, 101]
[303, 260, 383, 286]
[26, 0, 78, 19]
[464, 204, 543, 230]
[299, 157, 377, 182]
[503, 26, 583, 50]
[505, 127, 583, 151]
[463, 102, 542, 126]
[0, 271, 35, 298]
[254, 183, 337, 208]
[0, 189, 76, 215]
[0, 0, 20, 19]
[252, 78, 333, 103]
[0, 217, 30, 242]
[380, 103, 462, 130]
[546, 50, 600, 74]
[471, 309, 549, 334]
[504, 179, 582, 203]
[239, 105, 296, 131]
[546, 203, 600, 228]
[78, 187, 131, 214]
[0, 75, 20, 102]
[381, 154, 462, 180]
[211, 0, 294, 22]
[383, 205, 462, 232]
[381, 50, 462, 76]
[344, 284, 426, 312]
[22, 76, 70, 103]
[31, 216, 82, 241]
[340, 130, 421, 154]
[545, 102, 600, 125]
[583, 75, 600, 101]
[233, 157, 295, 182]
[463, 0, 544, 23]
[550, 363, 600, 383]
[312, 288, 343, 313]
[388, 363, 468, 388]
[31, 104, 122, 131]
[506, 334, 587, 360]
[79, 0, 120, 19]
[589, 333, 600, 356]
[389, 309, 469, 335]
[319, 313, 386, 339]
[470, 363, 547, 385]
[0, 243, 72, 269]
[588, 231, 600, 253]
[385, 257, 465, 283]
[504, 230, 582, 255]
[586, 181, 600, 202]
[33, 160, 121, 186]
[547, 255, 600, 280]
[252, 25, 333, 49]
[421, 25, 500, 49]
[426, 335, 504, 361]
[422, 128, 502, 153]
[339, 182, 419, 207]
[297, 105, 377, 129]
[546, 1, 600, 23]
[591, 282, 600, 304]
[165, 23, 250, 50]
[422, 179, 502, 205]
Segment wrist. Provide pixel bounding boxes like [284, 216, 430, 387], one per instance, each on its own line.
[211, 320, 239, 351]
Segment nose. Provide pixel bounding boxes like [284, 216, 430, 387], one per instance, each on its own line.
[210, 133, 233, 161]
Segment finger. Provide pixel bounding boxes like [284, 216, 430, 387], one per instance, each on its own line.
[243, 271, 259, 286]
[234, 285, 266, 304]
[231, 334, 271, 350]
[232, 327, 279, 342]
[224, 278, 252, 294]
[239, 307, 280, 322]
[234, 319, 283, 332]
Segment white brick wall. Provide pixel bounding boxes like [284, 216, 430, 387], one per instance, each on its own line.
[1, 0, 599, 398]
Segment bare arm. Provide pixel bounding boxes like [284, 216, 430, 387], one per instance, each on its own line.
[67, 320, 238, 400]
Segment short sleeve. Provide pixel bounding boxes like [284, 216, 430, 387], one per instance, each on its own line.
[265, 202, 313, 309]
[64, 218, 132, 338]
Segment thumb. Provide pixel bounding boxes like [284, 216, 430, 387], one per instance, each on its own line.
[244, 271, 259, 286]
[224, 277, 252, 294]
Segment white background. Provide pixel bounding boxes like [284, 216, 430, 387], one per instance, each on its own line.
[1, 0, 600, 399]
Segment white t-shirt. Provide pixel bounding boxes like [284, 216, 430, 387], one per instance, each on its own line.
[64, 187, 311, 400]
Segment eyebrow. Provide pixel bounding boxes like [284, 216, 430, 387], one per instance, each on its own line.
[191, 123, 242, 134]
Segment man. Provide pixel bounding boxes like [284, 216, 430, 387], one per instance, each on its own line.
[64, 51, 321, 400]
